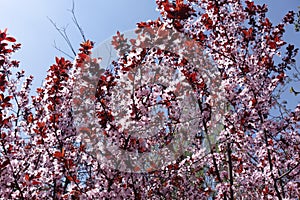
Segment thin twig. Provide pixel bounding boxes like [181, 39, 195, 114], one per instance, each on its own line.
[48, 17, 77, 56]
[68, 0, 87, 42]
[53, 40, 75, 60]
[276, 162, 300, 180]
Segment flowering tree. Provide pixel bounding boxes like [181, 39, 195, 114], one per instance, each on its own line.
[1, 0, 300, 199]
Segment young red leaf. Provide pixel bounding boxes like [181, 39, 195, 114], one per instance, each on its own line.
[53, 151, 63, 158]
[5, 37, 16, 42]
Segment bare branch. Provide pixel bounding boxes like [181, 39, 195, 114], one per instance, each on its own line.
[68, 0, 87, 42]
[47, 16, 77, 57]
[53, 40, 75, 60]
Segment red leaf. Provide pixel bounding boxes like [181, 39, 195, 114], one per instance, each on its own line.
[263, 18, 271, 27]
[128, 73, 134, 81]
[32, 180, 41, 185]
[250, 99, 257, 107]
[53, 149, 64, 158]
[0, 32, 6, 40]
[242, 28, 253, 39]
[27, 113, 33, 123]
[53, 151, 62, 158]
[67, 175, 80, 183]
[66, 176, 73, 181]
[25, 174, 30, 181]
[36, 139, 44, 144]
[78, 53, 88, 60]
[53, 151, 64, 158]
[247, 1, 254, 8]
[248, 27, 253, 36]
[268, 41, 276, 49]
[3, 96, 12, 103]
[263, 186, 269, 194]
[55, 57, 59, 64]
[37, 122, 45, 128]
[137, 22, 151, 28]
[5, 37, 16, 42]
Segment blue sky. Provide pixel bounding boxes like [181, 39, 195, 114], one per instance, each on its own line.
[0, 0, 299, 108]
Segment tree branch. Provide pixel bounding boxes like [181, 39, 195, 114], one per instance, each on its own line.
[68, 0, 87, 42]
[48, 17, 77, 57]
